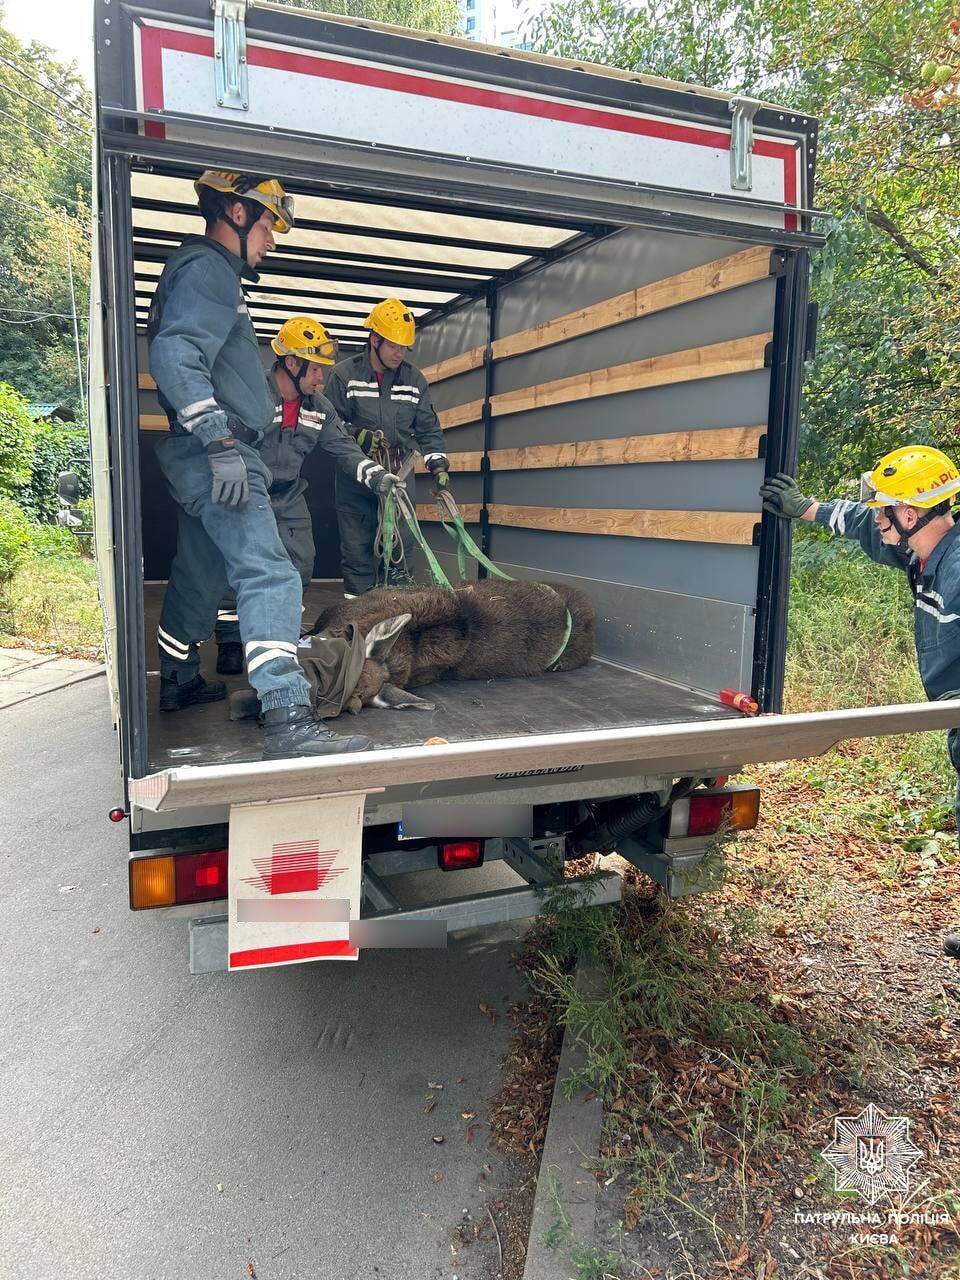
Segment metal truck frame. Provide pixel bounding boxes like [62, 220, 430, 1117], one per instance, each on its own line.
[89, 0, 960, 973]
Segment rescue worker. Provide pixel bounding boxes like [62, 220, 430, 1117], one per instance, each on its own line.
[149, 171, 402, 758]
[325, 297, 450, 596]
[214, 314, 352, 674]
[760, 446, 960, 959]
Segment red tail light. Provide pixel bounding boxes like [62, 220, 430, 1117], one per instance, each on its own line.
[438, 840, 484, 871]
[668, 788, 761, 838]
[130, 849, 228, 910]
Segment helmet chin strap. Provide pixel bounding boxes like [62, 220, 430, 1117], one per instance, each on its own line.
[277, 357, 309, 397]
[885, 505, 938, 555]
[219, 202, 253, 266]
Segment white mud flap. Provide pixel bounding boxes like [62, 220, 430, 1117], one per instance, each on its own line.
[227, 792, 364, 970]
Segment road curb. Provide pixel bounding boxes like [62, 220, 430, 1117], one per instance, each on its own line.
[522, 959, 605, 1280]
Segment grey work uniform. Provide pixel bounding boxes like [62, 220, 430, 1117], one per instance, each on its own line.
[815, 499, 960, 834]
[215, 373, 347, 646]
[325, 350, 447, 595]
[149, 237, 377, 709]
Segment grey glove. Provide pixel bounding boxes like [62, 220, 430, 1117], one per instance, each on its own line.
[759, 472, 815, 520]
[373, 470, 406, 498]
[206, 440, 249, 507]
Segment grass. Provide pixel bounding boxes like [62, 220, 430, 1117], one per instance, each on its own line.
[531, 538, 960, 1277]
[0, 549, 103, 655]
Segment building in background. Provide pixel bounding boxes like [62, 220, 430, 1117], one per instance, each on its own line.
[458, 0, 533, 50]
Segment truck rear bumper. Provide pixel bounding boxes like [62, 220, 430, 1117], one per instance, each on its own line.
[188, 869, 622, 974]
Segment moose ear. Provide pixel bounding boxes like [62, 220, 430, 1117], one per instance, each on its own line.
[364, 612, 411, 661]
[371, 683, 435, 712]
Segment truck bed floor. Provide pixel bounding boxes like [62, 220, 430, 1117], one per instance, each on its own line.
[143, 582, 739, 770]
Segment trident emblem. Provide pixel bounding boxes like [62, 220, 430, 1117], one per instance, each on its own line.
[857, 1134, 886, 1177]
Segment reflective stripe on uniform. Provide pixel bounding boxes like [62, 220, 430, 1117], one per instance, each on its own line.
[245, 638, 300, 674]
[827, 501, 850, 536]
[356, 459, 379, 486]
[158, 625, 190, 661]
[915, 597, 960, 624]
[217, 610, 239, 622]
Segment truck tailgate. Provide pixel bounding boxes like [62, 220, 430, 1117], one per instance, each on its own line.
[130, 697, 960, 813]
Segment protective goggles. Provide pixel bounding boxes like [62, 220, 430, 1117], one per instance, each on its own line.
[859, 472, 899, 506]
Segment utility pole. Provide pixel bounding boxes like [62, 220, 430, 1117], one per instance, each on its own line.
[63, 215, 86, 423]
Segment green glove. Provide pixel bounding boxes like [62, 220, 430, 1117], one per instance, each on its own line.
[434, 470, 450, 490]
[759, 472, 815, 520]
[356, 428, 384, 457]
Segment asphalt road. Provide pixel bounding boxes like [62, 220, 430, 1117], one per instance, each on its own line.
[0, 678, 527, 1280]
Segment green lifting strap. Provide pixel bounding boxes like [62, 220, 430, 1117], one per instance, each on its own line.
[379, 484, 573, 670]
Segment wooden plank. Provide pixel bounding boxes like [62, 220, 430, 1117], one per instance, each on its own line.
[414, 452, 484, 474]
[486, 503, 758, 546]
[140, 414, 168, 432]
[415, 503, 482, 524]
[490, 246, 773, 362]
[490, 333, 771, 420]
[488, 424, 766, 471]
[139, 372, 157, 391]
[420, 346, 487, 384]
[438, 399, 484, 431]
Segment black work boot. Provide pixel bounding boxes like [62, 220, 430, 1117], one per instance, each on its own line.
[944, 931, 960, 959]
[262, 705, 370, 758]
[216, 641, 244, 675]
[159, 674, 227, 713]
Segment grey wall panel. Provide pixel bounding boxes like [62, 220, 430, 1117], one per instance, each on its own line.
[493, 278, 776, 397]
[440, 421, 485, 452]
[489, 459, 766, 513]
[418, 539, 479, 582]
[485, 525, 760, 608]
[428, 368, 485, 415]
[494, 562, 754, 693]
[415, 472, 484, 505]
[489, 370, 772, 450]
[495, 229, 756, 341]
[416, 298, 488, 366]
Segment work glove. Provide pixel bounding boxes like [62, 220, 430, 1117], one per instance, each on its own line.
[426, 453, 451, 490]
[373, 470, 406, 498]
[759, 472, 815, 520]
[206, 439, 249, 507]
[356, 428, 385, 457]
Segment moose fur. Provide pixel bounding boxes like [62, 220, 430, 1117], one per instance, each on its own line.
[311, 579, 596, 715]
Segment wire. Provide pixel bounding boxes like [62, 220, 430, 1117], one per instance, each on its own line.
[0, 53, 89, 121]
[0, 104, 72, 150]
[0, 187, 88, 220]
[0, 80, 87, 134]
[0, 304, 73, 314]
[0, 312, 70, 323]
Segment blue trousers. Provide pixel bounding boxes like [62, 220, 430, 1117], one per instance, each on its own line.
[215, 494, 315, 646]
[155, 434, 311, 711]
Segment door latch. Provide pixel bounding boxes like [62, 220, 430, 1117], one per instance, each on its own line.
[729, 96, 761, 191]
[212, 0, 253, 111]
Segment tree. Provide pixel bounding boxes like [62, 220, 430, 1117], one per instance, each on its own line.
[0, 381, 36, 497]
[527, 0, 960, 493]
[275, 0, 462, 36]
[0, 8, 91, 414]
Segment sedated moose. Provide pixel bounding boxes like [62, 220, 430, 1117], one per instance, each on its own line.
[309, 579, 596, 715]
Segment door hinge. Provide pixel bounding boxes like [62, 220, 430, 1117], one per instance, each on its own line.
[729, 96, 761, 191]
[212, 0, 254, 111]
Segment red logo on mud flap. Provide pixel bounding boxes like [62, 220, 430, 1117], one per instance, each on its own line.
[241, 840, 345, 895]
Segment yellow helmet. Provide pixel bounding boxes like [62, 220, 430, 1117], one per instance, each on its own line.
[364, 297, 416, 346]
[194, 171, 295, 233]
[271, 316, 338, 365]
[860, 445, 960, 509]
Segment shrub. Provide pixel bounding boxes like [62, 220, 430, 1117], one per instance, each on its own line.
[15, 416, 89, 522]
[0, 383, 38, 498]
[0, 496, 32, 589]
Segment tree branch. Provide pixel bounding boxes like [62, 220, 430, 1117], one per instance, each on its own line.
[865, 205, 939, 276]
